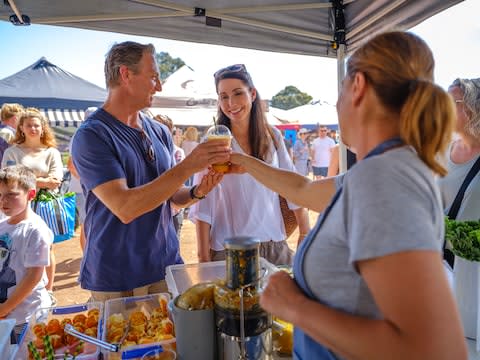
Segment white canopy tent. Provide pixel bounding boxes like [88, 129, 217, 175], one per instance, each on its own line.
[152, 65, 218, 110]
[149, 107, 283, 127]
[0, 1, 461, 59]
[277, 100, 338, 127]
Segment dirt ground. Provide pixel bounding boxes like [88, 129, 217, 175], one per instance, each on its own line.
[52, 211, 319, 306]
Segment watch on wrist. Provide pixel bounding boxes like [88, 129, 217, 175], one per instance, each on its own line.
[189, 185, 206, 200]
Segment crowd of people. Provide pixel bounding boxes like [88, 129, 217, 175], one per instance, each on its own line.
[0, 29, 478, 359]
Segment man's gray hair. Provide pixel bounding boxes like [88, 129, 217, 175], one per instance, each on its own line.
[104, 41, 156, 89]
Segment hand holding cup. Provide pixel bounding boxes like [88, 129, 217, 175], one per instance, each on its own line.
[205, 125, 232, 173]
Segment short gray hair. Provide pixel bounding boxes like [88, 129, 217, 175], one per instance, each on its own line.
[104, 41, 156, 89]
[450, 78, 480, 140]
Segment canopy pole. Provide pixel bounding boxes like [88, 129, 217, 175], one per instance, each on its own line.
[331, 0, 348, 173]
[337, 44, 348, 173]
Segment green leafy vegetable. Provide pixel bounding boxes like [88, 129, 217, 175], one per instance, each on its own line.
[34, 189, 75, 202]
[445, 218, 480, 262]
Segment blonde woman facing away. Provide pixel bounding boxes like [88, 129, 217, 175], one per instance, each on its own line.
[229, 31, 467, 359]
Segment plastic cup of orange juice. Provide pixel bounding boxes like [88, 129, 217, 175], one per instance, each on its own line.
[206, 125, 232, 173]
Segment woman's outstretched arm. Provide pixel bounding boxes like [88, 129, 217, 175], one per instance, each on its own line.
[230, 152, 336, 213]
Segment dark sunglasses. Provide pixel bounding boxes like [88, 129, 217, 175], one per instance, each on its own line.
[214, 64, 247, 79]
[141, 130, 156, 162]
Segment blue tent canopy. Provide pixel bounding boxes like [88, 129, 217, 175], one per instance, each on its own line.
[0, 57, 106, 127]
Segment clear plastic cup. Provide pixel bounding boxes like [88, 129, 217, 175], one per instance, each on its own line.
[141, 348, 176, 360]
[205, 125, 232, 173]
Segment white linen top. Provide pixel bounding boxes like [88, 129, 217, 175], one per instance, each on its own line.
[189, 127, 299, 250]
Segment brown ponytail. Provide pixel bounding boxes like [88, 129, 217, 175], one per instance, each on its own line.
[347, 31, 456, 175]
[400, 81, 455, 176]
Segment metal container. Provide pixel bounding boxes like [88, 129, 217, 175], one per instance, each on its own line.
[217, 329, 273, 360]
[170, 296, 216, 360]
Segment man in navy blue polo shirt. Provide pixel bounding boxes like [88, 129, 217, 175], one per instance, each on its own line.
[72, 41, 229, 301]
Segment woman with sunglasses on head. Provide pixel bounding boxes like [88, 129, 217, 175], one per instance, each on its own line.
[189, 64, 310, 265]
[229, 31, 467, 359]
[1, 107, 63, 305]
[439, 78, 480, 267]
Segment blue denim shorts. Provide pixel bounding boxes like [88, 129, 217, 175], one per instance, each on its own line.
[312, 166, 328, 177]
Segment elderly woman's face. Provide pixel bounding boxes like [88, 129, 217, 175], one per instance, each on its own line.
[449, 86, 469, 134]
[20, 116, 43, 140]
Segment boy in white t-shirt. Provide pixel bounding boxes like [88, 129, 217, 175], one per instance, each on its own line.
[0, 165, 53, 325]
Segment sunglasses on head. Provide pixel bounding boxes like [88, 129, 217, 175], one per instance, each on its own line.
[214, 64, 248, 79]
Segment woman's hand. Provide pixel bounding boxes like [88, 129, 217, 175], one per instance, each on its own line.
[227, 152, 247, 174]
[37, 177, 62, 190]
[195, 169, 223, 197]
[260, 271, 307, 324]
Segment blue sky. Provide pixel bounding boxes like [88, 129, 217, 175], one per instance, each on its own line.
[0, 0, 479, 103]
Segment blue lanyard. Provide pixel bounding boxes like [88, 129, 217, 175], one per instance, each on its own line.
[293, 137, 404, 298]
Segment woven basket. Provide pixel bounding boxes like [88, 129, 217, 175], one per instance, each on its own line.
[279, 195, 298, 238]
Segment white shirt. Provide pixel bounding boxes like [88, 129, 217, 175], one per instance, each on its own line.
[311, 136, 336, 167]
[189, 128, 299, 250]
[68, 134, 83, 193]
[0, 213, 53, 324]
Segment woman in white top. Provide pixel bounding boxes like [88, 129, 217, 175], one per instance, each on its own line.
[190, 64, 310, 265]
[2, 108, 63, 301]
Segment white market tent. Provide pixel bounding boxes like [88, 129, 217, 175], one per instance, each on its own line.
[151, 65, 218, 110]
[149, 106, 282, 127]
[150, 65, 282, 126]
[278, 100, 338, 127]
[0, 0, 463, 169]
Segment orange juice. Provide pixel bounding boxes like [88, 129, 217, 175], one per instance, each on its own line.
[207, 134, 231, 173]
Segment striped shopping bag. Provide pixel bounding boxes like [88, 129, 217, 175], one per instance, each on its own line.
[31, 189, 76, 243]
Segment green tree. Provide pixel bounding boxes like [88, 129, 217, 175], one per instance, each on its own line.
[270, 86, 313, 110]
[156, 52, 186, 82]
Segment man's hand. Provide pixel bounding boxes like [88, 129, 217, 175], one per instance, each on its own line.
[195, 170, 223, 197]
[182, 139, 230, 173]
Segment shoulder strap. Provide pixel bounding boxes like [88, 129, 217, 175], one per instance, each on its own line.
[443, 155, 480, 269]
[447, 156, 480, 220]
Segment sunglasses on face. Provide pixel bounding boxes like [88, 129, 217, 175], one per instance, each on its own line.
[214, 64, 248, 80]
